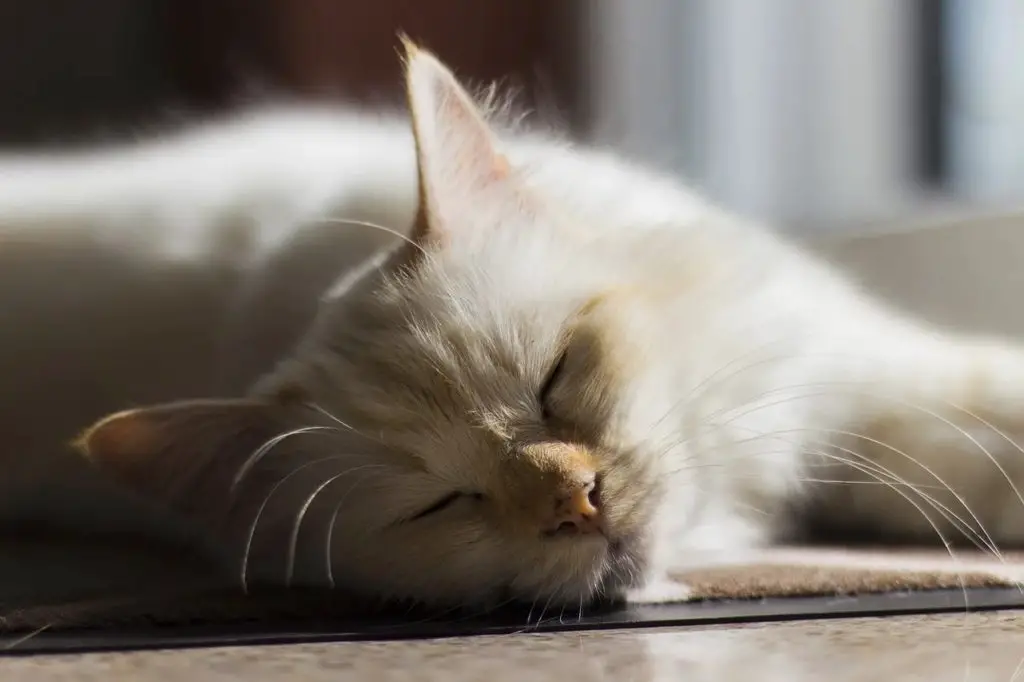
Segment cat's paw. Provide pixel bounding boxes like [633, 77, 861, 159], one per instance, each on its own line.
[624, 577, 694, 605]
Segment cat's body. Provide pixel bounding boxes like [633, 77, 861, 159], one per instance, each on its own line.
[0, 108, 414, 533]
[4, 46, 1024, 608]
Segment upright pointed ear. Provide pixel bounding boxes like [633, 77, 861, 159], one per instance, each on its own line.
[401, 39, 518, 245]
[75, 398, 286, 521]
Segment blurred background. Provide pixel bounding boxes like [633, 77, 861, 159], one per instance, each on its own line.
[1, 0, 1021, 234]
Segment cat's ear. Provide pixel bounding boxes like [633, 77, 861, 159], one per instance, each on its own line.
[74, 398, 285, 518]
[401, 39, 518, 244]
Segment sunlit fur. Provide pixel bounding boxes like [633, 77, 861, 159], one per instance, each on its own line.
[10, 46, 1024, 611]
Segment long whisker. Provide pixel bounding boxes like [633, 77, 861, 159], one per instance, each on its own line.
[666, 423, 1002, 559]
[940, 403, 1024, 523]
[715, 423, 1004, 558]
[647, 336, 799, 435]
[524, 596, 541, 628]
[693, 372, 1024, 519]
[819, 427, 1003, 558]
[312, 216, 426, 256]
[532, 585, 562, 628]
[322, 468, 395, 589]
[285, 464, 387, 587]
[674, 380, 1017, 553]
[644, 336, 906, 437]
[731, 426, 979, 600]
[303, 402, 363, 437]
[809, 441, 1001, 558]
[231, 425, 339, 494]
[712, 381, 1022, 520]
[239, 455, 357, 593]
[802, 447, 973, 607]
[2, 624, 52, 651]
[303, 401, 392, 449]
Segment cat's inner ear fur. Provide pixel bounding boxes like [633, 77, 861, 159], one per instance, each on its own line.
[75, 398, 286, 520]
[401, 39, 519, 245]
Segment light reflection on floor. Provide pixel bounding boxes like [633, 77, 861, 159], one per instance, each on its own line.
[4, 611, 1024, 681]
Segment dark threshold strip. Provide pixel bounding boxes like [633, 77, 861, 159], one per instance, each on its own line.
[1, 587, 1021, 657]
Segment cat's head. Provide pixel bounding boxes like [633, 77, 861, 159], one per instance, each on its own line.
[79, 43, 698, 609]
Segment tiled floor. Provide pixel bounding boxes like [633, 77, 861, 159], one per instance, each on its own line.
[4, 611, 1024, 681]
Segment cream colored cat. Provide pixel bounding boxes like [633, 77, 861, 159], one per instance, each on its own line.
[4, 43, 1024, 609]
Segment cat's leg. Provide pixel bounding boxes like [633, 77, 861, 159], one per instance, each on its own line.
[624, 578, 695, 604]
[618, 511, 699, 604]
[812, 325, 1024, 550]
[622, 500, 771, 604]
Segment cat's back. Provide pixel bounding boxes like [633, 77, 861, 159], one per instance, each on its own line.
[0, 106, 415, 531]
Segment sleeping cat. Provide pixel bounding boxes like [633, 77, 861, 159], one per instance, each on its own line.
[5, 42, 1024, 609]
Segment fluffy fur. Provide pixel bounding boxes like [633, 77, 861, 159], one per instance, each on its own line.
[3, 44, 1024, 610]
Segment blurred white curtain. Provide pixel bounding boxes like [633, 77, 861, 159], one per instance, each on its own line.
[945, 0, 1024, 202]
[583, 0, 919, 232]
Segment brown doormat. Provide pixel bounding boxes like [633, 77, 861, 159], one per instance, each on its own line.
[0, 546, 1021, 655]
[673, 546, 1024, 599]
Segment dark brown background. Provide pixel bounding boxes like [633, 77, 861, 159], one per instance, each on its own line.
[0, 0, 586, 148]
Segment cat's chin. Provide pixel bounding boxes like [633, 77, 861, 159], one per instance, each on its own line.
[477, 534, 650, 611]
[550, 533, 651, 608]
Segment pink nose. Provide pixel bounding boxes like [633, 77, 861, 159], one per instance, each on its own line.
[543, 478, 603, 536]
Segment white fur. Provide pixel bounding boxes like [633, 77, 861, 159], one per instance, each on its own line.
[6, 52, 1024, 609]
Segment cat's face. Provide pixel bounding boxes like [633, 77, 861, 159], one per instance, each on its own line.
[79, 44, 695, 609]
[264, 228, 669, 607]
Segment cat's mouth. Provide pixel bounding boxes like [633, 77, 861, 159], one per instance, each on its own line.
[541, 522, 609, 540]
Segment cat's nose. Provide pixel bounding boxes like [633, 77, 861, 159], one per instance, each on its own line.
[544, 477, 604, 537]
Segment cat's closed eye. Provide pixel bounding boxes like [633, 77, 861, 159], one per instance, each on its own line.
[409, 491, 485, 521]
[539, 350, 568, 422]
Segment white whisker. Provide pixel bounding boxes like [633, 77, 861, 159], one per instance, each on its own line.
[240, 455, 359, 593]
[3, 624, 51, 651]
[799, 445, 972, 606]
[285, 463, 387, 587]
[231, 425, 338, 494]
[312, 216, 426, 256]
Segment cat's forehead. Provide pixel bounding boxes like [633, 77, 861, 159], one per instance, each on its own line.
[398, 278, 564, 376]
[419, 227, 615, 309]
[395, 261, 586, 360]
